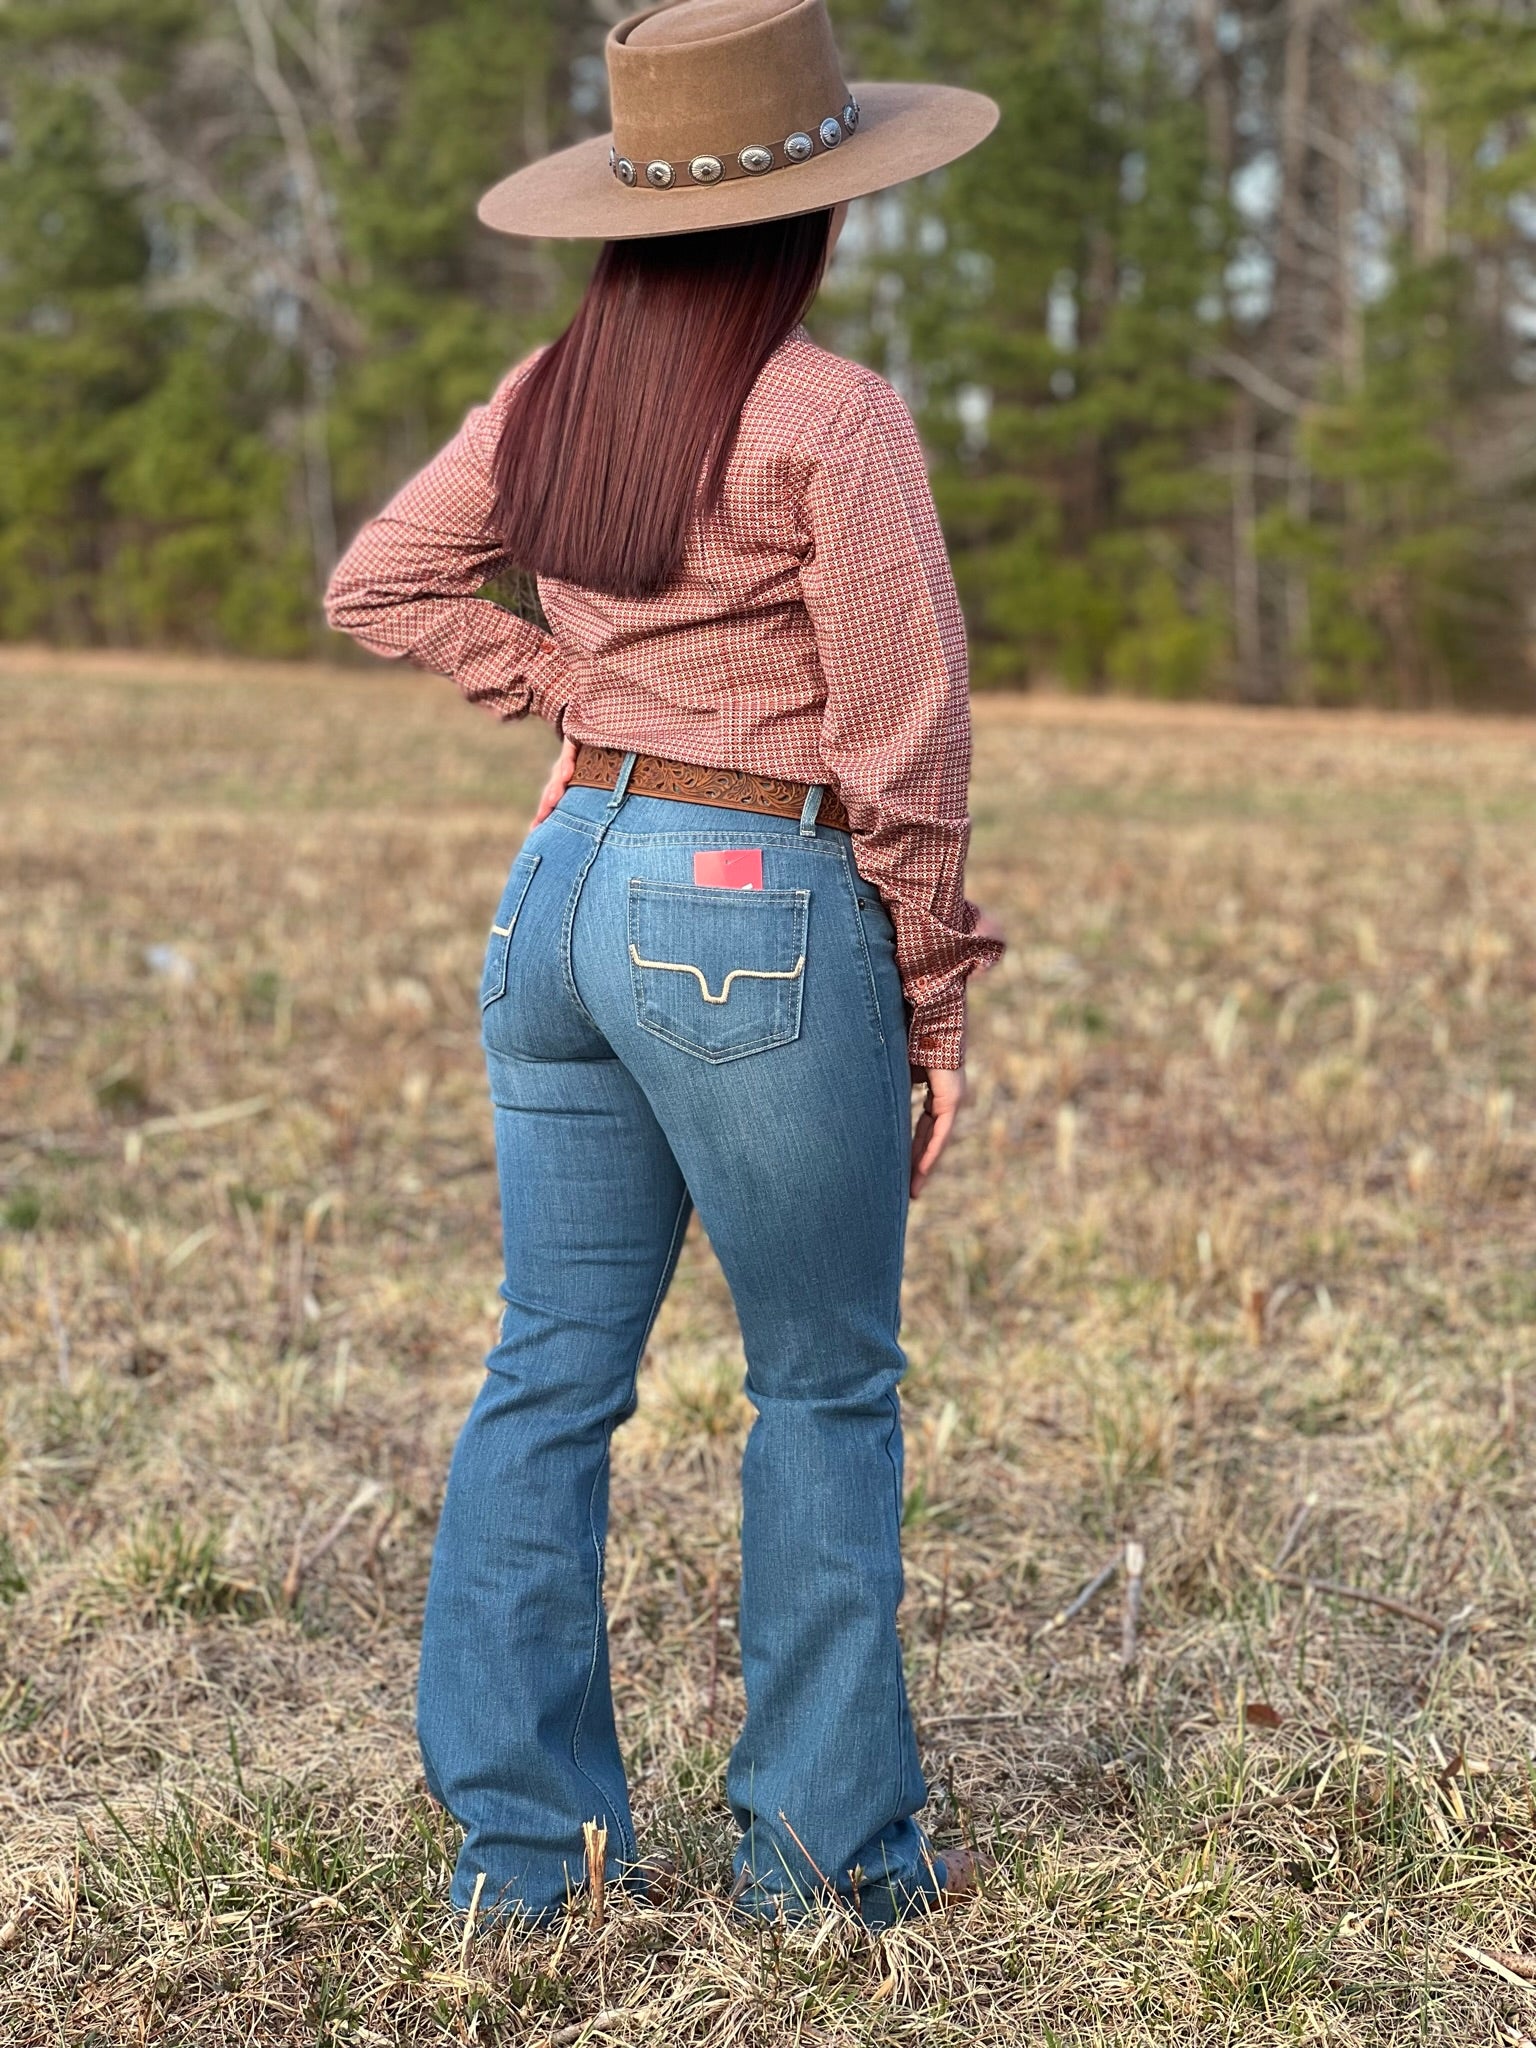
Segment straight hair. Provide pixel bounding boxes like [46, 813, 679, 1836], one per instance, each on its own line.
[491, 210, 834, 601]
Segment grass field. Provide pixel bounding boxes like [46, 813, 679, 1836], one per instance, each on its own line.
[1, 652, 1534, 2046]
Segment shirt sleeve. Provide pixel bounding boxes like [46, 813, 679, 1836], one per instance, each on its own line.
[323, 357, 571, 730]
[797, 374, 1003, 1070]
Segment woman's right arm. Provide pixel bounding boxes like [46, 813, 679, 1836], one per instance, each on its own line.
[324, 357, 571, 732]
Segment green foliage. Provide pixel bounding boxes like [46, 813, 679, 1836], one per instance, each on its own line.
[92, 1513, 268, 1624]
[104, 344, 315, 653]
[0, 1, 588, 653]
[327, 0, 590, 517]
[1263, 264, 1523, 707]
[824, 0, 1535, 705]
[0, 1531, 27, 1603]
[824, 0, 1235, 691]
[0, 82, 154, 640]
[2, 1188, 43, 1231]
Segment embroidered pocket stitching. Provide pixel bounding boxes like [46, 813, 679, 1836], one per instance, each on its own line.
[627, 944, 806, 1007]
[626, 878, 809, 1064]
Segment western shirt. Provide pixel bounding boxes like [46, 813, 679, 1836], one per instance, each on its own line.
[324, 325, 1001, 1067]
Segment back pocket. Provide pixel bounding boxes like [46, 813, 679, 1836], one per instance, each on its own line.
[628, 878, 808, 1063]
[480, 852, 541, 1010]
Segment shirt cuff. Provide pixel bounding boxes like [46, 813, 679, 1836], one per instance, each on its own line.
[521, 639, 573, 731]
[907, 1002, 967, 1072]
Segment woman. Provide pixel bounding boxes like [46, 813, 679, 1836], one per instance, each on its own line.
[325, 0, 1003, 1931]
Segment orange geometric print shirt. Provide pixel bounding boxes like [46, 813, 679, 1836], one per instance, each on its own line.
[324, 325, 1002, 1068]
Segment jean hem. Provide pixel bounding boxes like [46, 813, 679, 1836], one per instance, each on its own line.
[728, 1857, 947, 1932]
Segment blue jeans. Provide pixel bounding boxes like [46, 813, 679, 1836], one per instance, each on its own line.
[416, 763, 945, 1926]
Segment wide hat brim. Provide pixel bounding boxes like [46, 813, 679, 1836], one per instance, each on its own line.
[478, 81, 998, 241]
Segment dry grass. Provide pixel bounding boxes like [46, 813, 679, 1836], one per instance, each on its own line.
[1, 652, 1534, 2046]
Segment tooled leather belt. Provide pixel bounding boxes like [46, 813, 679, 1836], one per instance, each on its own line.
[567, 743, 851, 834]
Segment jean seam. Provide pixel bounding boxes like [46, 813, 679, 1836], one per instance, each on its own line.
[644, 1187, 693, 1350]
[825, 848, 912, 1841]
[548, 809, 597, 839]
[570, 1455, 629, 1859]
[626, 880, 811, 907]
[834, 847, 890, 1054]
[573, 827, 846, 854]
[559, 813, 621, 1034]
[838, 846, 910, 1235]
[568, 1182, 691, 1867]
[881, 1383, 909, 1848]
[631, 1018, 801, 1065]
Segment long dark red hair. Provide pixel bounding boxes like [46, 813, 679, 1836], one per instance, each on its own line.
[492, 211, 834, 601]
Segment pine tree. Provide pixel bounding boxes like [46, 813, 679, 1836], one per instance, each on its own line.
[825, 0, 1234, 692]
[0, 0, 593, 648]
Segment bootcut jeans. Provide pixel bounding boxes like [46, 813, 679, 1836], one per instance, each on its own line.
[416, 758, 947, 1926]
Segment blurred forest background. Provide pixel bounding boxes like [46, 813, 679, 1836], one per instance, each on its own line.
[2, 0, 1535, 707]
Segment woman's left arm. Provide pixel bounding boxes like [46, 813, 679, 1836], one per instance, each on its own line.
[798, 372, 1004, 1077]
[324, 357, 571, 731]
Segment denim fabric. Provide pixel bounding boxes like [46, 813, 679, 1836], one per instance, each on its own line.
[417, 770, 946, 1927]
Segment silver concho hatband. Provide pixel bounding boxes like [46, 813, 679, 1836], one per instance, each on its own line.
[612, 102, 860, 190]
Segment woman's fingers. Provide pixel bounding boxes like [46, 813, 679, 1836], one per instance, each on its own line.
[973, 905, 1007, 964]
[910, 1097, 957, 1196]
[910, 1067, 966, 1199]
[531, 736, 579, 825]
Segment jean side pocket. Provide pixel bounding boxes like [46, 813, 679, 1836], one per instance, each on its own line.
[627, 878, 809, 1064]
[480, 853, 542, 1010]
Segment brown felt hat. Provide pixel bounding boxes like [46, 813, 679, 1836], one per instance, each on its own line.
[477, 0, 999, 241]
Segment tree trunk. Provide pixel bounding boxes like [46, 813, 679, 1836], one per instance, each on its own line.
[1231, 395, 1263, 700]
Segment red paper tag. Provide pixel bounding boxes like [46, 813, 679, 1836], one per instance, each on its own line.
[693, 849, 764, 891]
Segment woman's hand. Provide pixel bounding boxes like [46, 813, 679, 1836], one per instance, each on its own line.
[910, 1066, 966, 1200]
[973, 905, 1006, 961]
[532, 736, 579, 826]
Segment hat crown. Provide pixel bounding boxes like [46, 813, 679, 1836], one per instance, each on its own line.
[627, 0, 797, 48]
[607, 0, 848, 167]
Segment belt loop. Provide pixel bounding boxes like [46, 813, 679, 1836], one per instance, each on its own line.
[608, 750, 638, 813]
[799, 783, 825, 839]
